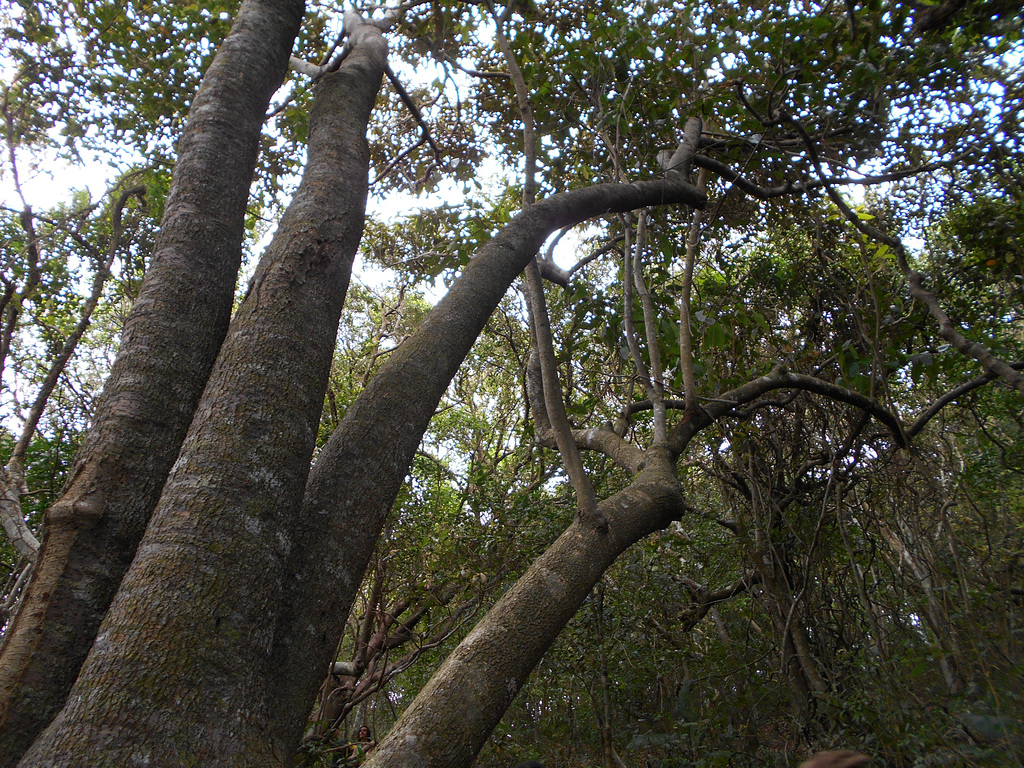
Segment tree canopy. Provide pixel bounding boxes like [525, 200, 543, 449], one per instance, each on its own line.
[0, 0, 1021, 766]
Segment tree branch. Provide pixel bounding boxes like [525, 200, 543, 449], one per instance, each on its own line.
[680, 167, 709, 414]
[667, 365, 908, 455]
[631, 210, 669, 443]
[691, 153, 950, 200]
[382, 63, 443, 184]
[523, 261, 604, 528]
[908, 362, 1024, 437]
[621, 216, 654, 405]
[779, 110, 1024, 395]
[274, 173, 707, 756]
[660, 115, 704, 178]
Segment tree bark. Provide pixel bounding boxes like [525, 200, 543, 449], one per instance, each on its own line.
[16, 16, 386, 768]
[0, 2, 304, 764]
[355, 365, 893, 767]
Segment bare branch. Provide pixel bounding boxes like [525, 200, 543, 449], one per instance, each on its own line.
[631, 211, 668, 444]
[680, 166, 709, 414]
[0, 560, 33, 625]
[692, 153, 950, 200]
[667, 365, 908, 454]
[435, 49, 511, 80]
[661, 116, 704, 179]
[14, 185, 145, 468]
[288, 56, 323, 77]
[536, 259, 571, 287]
[620, 217, 653, 400]
[0, 474, 37, 560]
[489, 3, 536, 207]
[524, 261, 604, 529]
[383, 64, 443, 183]
[567, 236, 624, 281]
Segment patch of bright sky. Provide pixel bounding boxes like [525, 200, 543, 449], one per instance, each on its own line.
[0, 147, 113, 211]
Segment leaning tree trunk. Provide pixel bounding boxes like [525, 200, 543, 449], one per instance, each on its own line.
[360, 452, 686, 768]
[264, 179, 706, 758]
[0, 1, 303, 764]
[16, 19, 386, 768]
[353, 367, 839, 768]
[14, 80, 704, 765]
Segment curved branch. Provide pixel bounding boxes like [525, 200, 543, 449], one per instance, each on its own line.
[661, 116, 704, 178]
[271, 173, 707, 759]
[676, 570, 762, 632]
[908, 361, 1024, 437]
[567, 236, 624, 280]
[777, 371, 908, 447]
[537, 226, 572, 286]
[691, 153, 949, 200]
[572, 427, 645, 473]
[536, 259, 571, 286]
[667, 365, 907, 454]
[528, 356, 643, 473]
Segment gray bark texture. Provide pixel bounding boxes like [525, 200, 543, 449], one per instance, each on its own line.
[15, 15, 387, 768]
[0, 1, 304, 764]
[2, 6, 708, 763]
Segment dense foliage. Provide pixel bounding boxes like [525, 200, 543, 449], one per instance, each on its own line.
[2, 0, 1022, 765]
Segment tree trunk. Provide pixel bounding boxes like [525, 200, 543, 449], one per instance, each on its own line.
[360, 452, 685, 768]
[7, 40, 704, 762]
[16, 18, 386, 768]
[264, 179, 705, 758]
[0, 1, 303, 763]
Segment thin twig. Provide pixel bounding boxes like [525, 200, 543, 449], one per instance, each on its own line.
[680, 167, 709, 414]
[382, 63, 443, 186]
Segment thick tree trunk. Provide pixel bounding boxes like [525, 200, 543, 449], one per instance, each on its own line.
[16, 19, 386, 768]
[360, 451, 686, 768]
[265, 178, 706, 757]
[0, 3, 304, 764]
